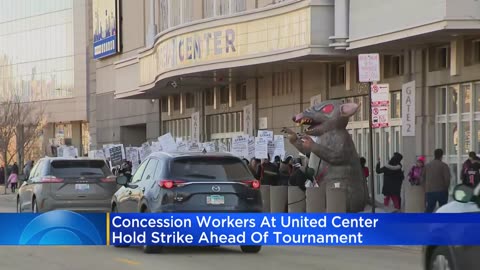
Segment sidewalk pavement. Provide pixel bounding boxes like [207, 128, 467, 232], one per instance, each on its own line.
[0, 186, 16, 200]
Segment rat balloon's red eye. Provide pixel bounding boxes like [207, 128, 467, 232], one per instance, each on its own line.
[322, 104, 334, 114]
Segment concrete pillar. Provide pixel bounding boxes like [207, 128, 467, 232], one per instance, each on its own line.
[71, 121, 82, 156]
[270, 186, 288, 213]
[404, 182, 425, 212]
[288, 187, 306, 213]
[306, 186, 326, 212]
[260, 185, 271, 212]
[326, 181, 347, 213]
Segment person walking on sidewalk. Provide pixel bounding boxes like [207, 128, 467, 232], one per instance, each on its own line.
[7, 170, 18, 193]
[421, 149, 451, 213]
[376, 152, 404, 210]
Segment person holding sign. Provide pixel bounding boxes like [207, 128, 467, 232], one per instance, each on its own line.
[256, 155, 280, 186]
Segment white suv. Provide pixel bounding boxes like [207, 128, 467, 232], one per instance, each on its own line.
[423, 184, 480, 270]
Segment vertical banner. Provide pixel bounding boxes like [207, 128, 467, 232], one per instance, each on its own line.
[371, 84, 390, 128]
[191, 112, 200, 142]
[402, 81, 416, 136]
[243, 104, 253, 136]
[92, 0, 121, 59]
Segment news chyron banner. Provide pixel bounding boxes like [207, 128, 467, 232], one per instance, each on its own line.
[1, 211, 480, 245]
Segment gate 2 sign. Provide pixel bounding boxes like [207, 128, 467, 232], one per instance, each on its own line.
[402, 81, 416, 136]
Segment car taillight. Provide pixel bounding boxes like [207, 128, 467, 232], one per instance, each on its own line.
[41, 176, 64, 183]
[101, 176, 116, 183]
[242, 180, 260, 189]
[159, 180, 185, 189]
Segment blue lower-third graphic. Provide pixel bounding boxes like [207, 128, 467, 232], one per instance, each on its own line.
[0, 210, 107, 245]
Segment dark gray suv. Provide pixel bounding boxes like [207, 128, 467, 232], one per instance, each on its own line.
[112, 151, 263, 253]
[17, 158, 116, 213]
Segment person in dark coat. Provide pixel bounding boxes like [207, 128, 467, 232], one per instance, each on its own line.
[376, 152, 404, 210]
[256, 155, 279, 186]
[289, 158, 307, 191]
[0, 167, 4, 185]
[278, 156, 293, 186]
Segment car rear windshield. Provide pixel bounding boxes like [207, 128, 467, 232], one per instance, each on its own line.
[169, 157, 253, 181]
[50, 160, 110, 178]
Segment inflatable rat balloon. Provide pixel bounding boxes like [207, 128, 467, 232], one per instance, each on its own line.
[283, 100, 368, 213]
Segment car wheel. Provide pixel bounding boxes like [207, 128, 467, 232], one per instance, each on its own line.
[430, 246, 455, 270]
[16, 198, 22, 213]
[32, 198, 38, 213]
[143, 245, 163, 254]
[240, 245, 262, 253]
[111, 205, 130, 248]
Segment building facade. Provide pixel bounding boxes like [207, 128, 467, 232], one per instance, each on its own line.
[0, 0, 91, 160]
[92, 0, 480, 201]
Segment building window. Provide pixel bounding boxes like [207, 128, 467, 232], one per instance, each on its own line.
[461, 84, 471, 113]
[216, 0, 230, 16]
[159, 0, 169, 32]
[220, 86, 229, 104]
[330, 63, 346, 86]
[272, 71, 294, 96]
[182, 0, 194, 23]
[185, 93, 195, 109]
[204, 0, 215, 18]
[390, 91, 401, 119]
[464, 38, 480, 66]
[173, 95, 180, 111]
[435, 83, 479, 189]
[429, 45, 450, 71]
[161, 97, 168, 112]
[384, 55, 404, 78]
[232, 0, 246, 13]
[205, 89, 214, 106]
[236, 82, 247, 101]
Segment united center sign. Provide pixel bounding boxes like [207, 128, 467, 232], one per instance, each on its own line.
[139, 7, 311, 86]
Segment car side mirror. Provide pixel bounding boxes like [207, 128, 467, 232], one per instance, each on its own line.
[116, 175, 129, 186]
[453, 184, 474, 203]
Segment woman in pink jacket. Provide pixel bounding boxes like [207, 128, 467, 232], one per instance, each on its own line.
[7, 171, 18, 193]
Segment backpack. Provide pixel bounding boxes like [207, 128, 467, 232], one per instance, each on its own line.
[465, 162, 480, 187]
[408, 166, 422, 185]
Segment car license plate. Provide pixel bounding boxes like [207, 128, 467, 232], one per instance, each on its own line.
[75, 184, 90, 191]
[206, 195, 224, 205]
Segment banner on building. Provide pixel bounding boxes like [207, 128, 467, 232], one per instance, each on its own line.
[92, 0, 121, 59]
[191, 112, 200, 142]
[402, 81, 416, 136]
[243, 104, 254, 136]
[371, 83, 390, 128]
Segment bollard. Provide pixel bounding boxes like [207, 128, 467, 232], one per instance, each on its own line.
[270, 186, 288, 213]
[260, 185, 271, 213]
[306, 185, 326, 213]
[326, 181, 347, 213]
[288, 186, 306, 213]
[404, 184, 425, 213]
